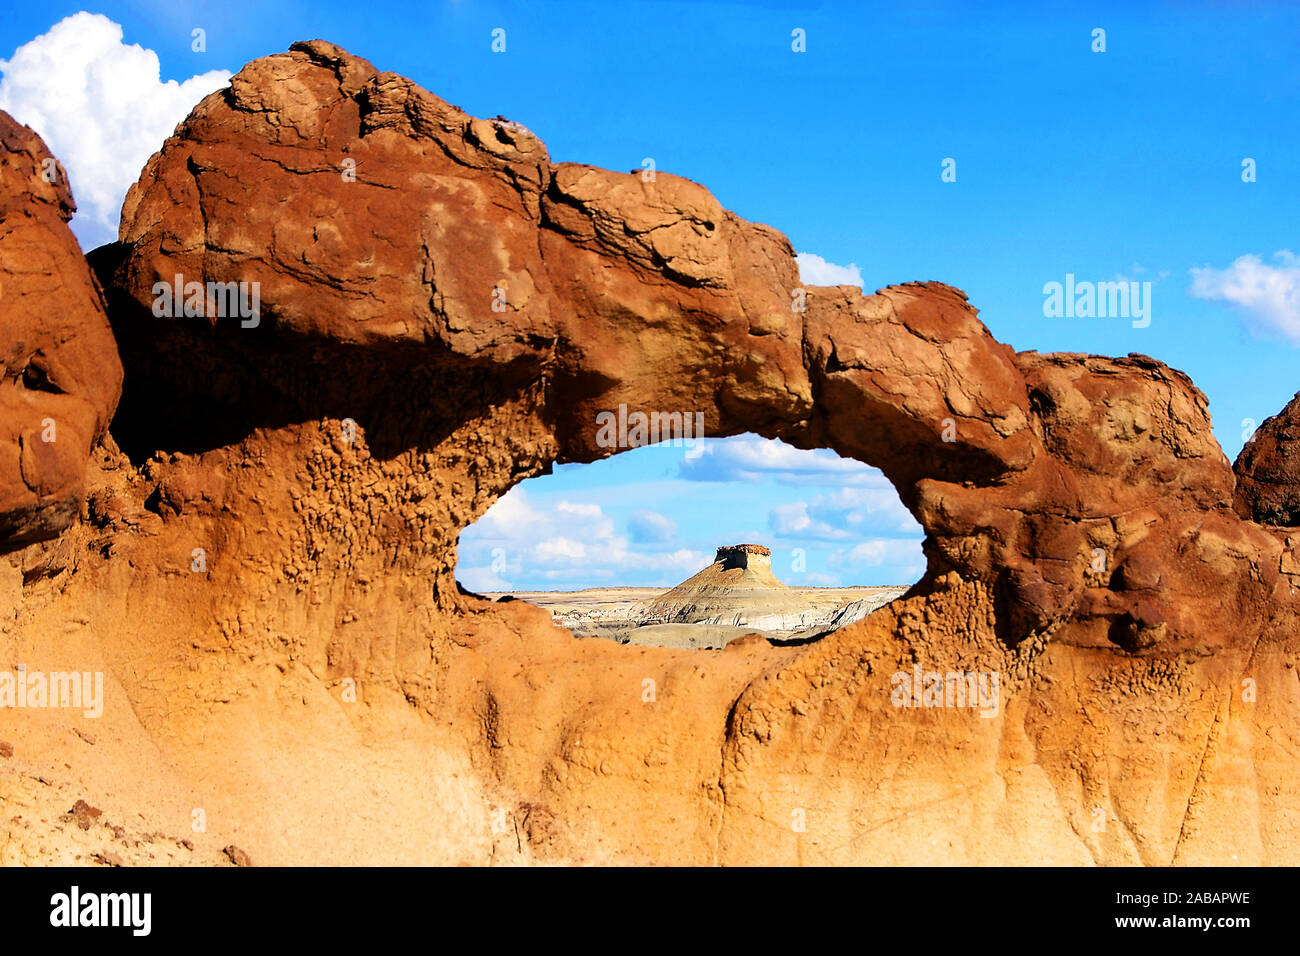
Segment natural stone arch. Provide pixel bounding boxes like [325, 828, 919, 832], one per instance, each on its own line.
[82, 39, 1286, 658]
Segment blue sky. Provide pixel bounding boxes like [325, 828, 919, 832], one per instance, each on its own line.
[1, 1, 1296, 589]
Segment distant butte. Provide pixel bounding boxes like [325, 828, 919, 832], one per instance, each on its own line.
[634, 543, 823, 631]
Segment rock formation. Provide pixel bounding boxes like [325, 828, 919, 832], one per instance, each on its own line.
[822, 588, 912, 631]
[0, 111, 121, 549]
[633, 544, 825, 630]
[1234, 390, 1300, 527]
[3, 41, 1300, 865]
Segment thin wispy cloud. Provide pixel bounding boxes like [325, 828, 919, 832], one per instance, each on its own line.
[679, 435, 881, 486]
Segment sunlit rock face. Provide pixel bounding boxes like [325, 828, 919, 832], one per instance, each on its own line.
[89, 40, 1285, 657]
[0, 110, 121, 548]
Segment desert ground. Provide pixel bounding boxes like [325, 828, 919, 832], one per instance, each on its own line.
[487, 585, 911, 647]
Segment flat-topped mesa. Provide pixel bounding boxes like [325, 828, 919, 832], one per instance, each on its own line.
[631, 542, 821, 630]
[715, 544, 771, 569]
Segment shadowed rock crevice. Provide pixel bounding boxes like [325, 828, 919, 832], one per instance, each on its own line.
[1234, 390, 1300, 527]
[91, 240, 553, 465]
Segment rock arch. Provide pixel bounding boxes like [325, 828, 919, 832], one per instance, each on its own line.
[82, 40, 1283, 654]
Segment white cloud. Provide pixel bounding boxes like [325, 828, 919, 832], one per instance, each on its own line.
[535, 536, 587, 561]
[628, 510, 677, 543]
[771, 501, 813, 536]
[1189, 250, 1300, 343]
[473, 486, 547, 537]
[458, 490, 709, 590]
[796, 252, 863, 288]
[770, 486, 919, 541]
[845, 540, 922, 565]
[555, 500, 616, 539]
[680, 434, 882, 486]
[0, 13, 231, 248]
[821, 538, 925, 584]
[456, 566, 513, 593]
[818, 486, 917, 531]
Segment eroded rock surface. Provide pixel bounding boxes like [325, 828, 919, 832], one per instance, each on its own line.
[89, 40, 1287, 654]
[1235, 390, 1300, 527]
[2, 42, 1299, 865]
[0, 111, 121, 548]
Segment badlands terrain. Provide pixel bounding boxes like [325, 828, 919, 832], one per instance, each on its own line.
[3, 40, 1300, 866]
[500, 584, 908, 649]
[493, 544, 910, 649]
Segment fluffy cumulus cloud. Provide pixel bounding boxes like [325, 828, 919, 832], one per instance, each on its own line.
[535, 537, 587, 561]
[1190, 251, 1300, 343]
[0, 13, 231, 248]
[456, 487, 709, 592]
[770, 501, 814, 536]
[680, 434, 883, 486]
[796, 252, 863, 288]
[768, 481, 925, 585]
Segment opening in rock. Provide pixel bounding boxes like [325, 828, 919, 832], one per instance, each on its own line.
[456, 434, 925, 649]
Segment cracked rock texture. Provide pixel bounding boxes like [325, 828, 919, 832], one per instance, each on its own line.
[1235, 390, 1300, 527]
[0, 111, 122, 548]
[3, 42, 1300, 865]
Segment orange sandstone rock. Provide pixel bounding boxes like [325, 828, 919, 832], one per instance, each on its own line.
[0, 111, 121, 547]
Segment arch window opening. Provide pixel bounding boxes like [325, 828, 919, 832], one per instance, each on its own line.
[456, 434, 925, 649]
